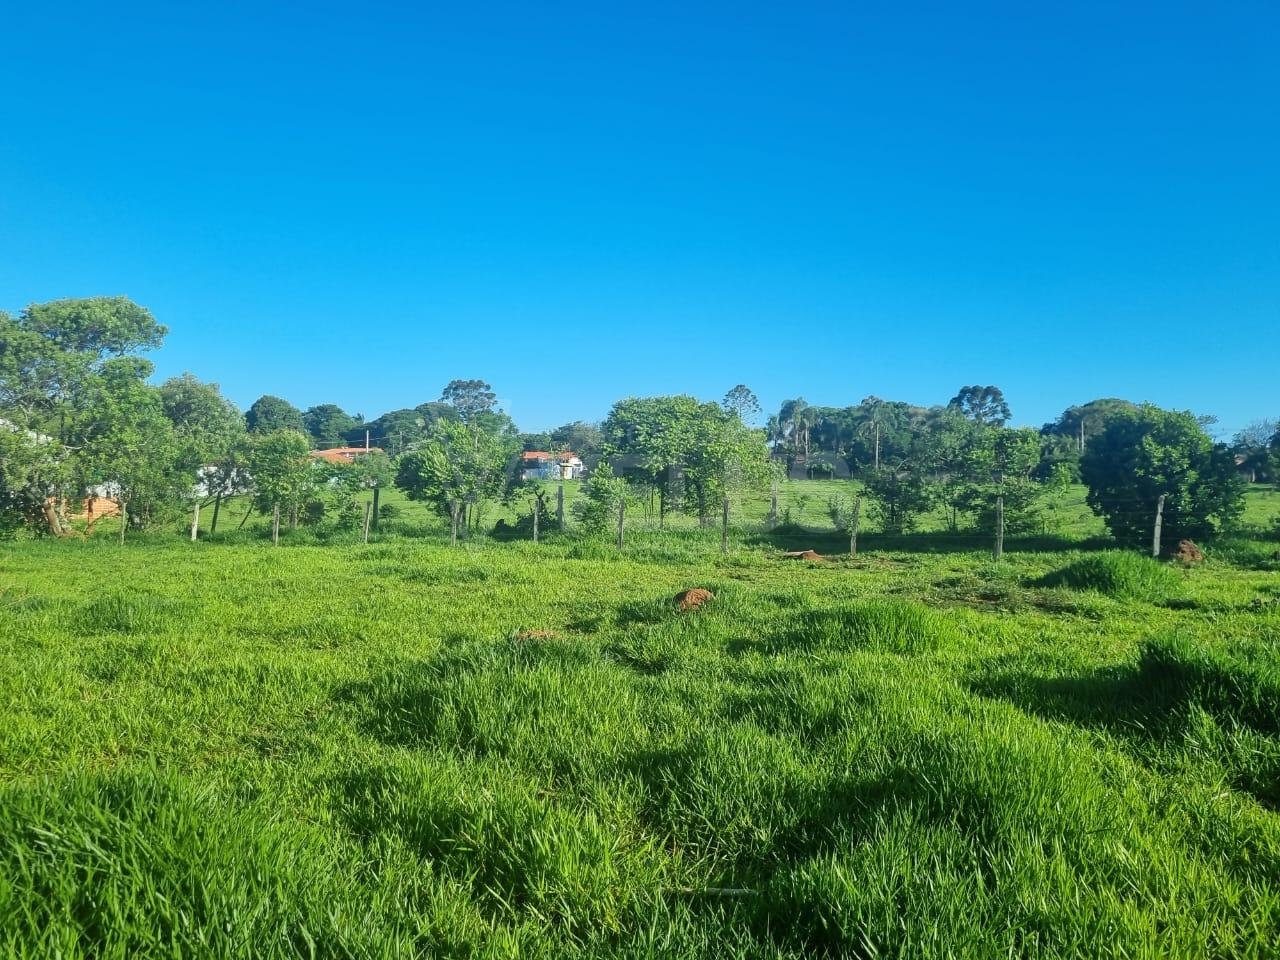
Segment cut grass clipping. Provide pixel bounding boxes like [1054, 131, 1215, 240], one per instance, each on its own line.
[1039, 551, 1185, 602]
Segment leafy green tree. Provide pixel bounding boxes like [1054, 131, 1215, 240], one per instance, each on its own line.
[948, 385, 1011, 427]
[303, 404, 359, 447]
[80, 368, 183, 540]
[860, 468, 933, 534]
[246, 395, 305, 434]
[572, 470, 631, 534]
[1, 298, 167, 535]
[1231, 419, 1278, 483]
[721, 384, 761, 422]
[1080, 405, 1244, 547]
[440, 379, 497, 423]
[331, 451, 394, 531]
[602, 395, 708, 526]
[395, 418, 516, 541]
[0, 427, 67, 536]
[247, 430, 318, 530]
[549, 420, 603, 459]
[952, 426, 1046, 533]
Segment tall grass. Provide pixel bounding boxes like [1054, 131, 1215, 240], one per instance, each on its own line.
[1, 534, 1278, 956]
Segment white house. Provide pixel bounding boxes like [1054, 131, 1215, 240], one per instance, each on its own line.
[520, 451, 585, 481]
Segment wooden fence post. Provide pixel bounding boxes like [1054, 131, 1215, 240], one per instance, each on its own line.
[850, 495, 861, 557]
[362, 502, 372, 543]
[190, 500, 200, 541]
[119, 501, 128, 546]
[993, 496, 1004, 561]
[556, 483, 565, 530]
[371, 485, 380, 532]
[1152, 494, 1166, 558]
[533, 495, 540, 544]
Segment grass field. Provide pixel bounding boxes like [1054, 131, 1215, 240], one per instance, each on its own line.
[2, 484, 1279, 957]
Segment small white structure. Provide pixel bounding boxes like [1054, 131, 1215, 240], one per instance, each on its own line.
[520, 451, 585, 481]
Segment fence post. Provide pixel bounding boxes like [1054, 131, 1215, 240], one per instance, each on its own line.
[362, 502, 372, 543]
[556, 483, 565, 530]
[1152, 494, 1166, 558]
[371, 485, 380, 532]
[768, 479, 778, 529]
[993, 495, 1004, 561]
[272, 504, 281, 546]
[119, 501, 128, 546]
[190, 500, 200, 541]
[533, 495, 540, 544]
[721, 496, 730, 553]
[850, 495, 861, 557]
[450, 500, 460, 546]
[616, 498, 625, 551]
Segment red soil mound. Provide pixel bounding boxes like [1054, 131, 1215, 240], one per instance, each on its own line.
[675, 588, 714, 611]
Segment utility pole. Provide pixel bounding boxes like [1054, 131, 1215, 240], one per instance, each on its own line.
[1152, 494, 1166, 559]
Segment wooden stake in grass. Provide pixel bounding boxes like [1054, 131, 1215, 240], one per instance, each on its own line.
[1152, 493, 1166, 559]
[362, 502, 372, 543]
[118, 500, 127, 546]
[190, 500, 200, 542]
[993, 495, 1004, 561]
[271, 504, 281, 546]
[850, 495, 861, 557]
[556, 483, 565, 531]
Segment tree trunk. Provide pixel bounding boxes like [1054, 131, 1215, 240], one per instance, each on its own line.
[272, 504, 281, 545]
[993, 495, 1004, 561]
[450, 500, 460, 546]
[119, 501, 128, 546]
[210, 492, 223, 536]
[616, 499, 625, 550]
[371, 485, 380, 532]
[190, 501, 200, 541]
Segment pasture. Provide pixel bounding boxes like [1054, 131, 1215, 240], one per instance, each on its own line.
[1, 483, 1279, 957]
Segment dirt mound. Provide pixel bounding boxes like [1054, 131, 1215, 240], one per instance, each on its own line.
[675, 588, 714, 612]
[781, 550, 823, 561]
[512, 629, 559, 642]
[1173, 540, 1204, 564]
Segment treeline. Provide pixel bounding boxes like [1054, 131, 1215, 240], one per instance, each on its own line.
[2, 298, 1274, 550]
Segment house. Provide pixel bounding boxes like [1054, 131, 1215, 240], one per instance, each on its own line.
[310, 446, 384, 465]
[520, 451, 585, 481]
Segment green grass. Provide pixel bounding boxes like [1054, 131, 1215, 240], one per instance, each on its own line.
[2, 494, 1279, 957]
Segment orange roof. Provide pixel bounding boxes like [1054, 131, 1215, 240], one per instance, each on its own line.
[310, 446, 383, 464]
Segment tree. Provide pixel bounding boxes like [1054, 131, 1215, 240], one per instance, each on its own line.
[549, 420, 603, 460]
[1232, 419, 1278, 483]
[303, 404, 359, 447]
[722, 385, 761, 423]
[0, 426, 67, 537]
[572, 470, 631, 536]
[80, 367, 184, 540]
[948, 385, 1010, 427]
[246, 430, 318, 531]
[1, 297, 168, 534]
[1080, 404, 1244, 548]
[440, 379, 497, 423]
[331, 451, 393, 531]
[246, 395, 305, 434]
[394, 417, 516, 541]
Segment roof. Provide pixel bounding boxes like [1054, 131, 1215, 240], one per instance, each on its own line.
[521, 450, 578, 462]
[310, 446, 384, 464]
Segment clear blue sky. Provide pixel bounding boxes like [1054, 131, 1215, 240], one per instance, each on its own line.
[1, 1, 1276, 436]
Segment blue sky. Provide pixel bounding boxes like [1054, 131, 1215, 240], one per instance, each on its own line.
[1, 1, 1276, 436]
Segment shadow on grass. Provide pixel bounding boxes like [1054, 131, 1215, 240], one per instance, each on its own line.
[745, 528, 1114, 556]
